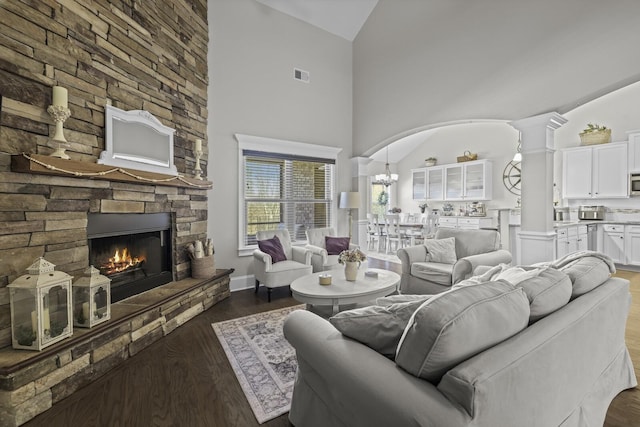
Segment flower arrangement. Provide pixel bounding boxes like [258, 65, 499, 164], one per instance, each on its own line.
[579, 123, 611, 145]
[418, 201, 428, 209]
[338, 248, 367, 264]
[581, 123, 608, 134]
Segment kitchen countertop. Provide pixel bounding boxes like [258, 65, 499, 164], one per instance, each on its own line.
[552, 220, 640, 228]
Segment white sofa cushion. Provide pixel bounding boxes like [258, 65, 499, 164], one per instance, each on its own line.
[515, 267, 572, 323]
[558, 256, 612, 299]
[395, 281, 530, 383]
[410, 262, 454, 286]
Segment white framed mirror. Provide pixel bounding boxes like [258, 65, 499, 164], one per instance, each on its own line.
[99, 105, 178, 175]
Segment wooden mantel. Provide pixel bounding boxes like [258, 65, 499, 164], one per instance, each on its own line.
[11, 153, 212, 189]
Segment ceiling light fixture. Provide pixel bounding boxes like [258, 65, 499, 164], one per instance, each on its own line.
[374, 146, 398, 187]
[513, 131, 522, 162]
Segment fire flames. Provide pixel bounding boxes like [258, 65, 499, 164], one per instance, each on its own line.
[101, 248, 145, 275]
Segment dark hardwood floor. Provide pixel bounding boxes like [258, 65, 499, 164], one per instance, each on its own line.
[24, 286, 299, 427]
[23, 257, 639, 426]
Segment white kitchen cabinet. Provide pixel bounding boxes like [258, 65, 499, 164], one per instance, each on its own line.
[625, 225, 640, 266]
[411, 168, 426, 200]
[555, 225, 587, 259]
[443, 160, 492, 201]
[562, 142, 628, 199]
[627, 130, 640, 172]
[437, 216, 494, 230]
[426, 166, 444, 201]
[555, 228, 573, 259]
[601, 224, 625, 264]
[577, 226, 588, 252]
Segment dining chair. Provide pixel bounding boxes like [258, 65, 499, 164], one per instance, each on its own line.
[384, 214, 409, 254]
[366, 213, 385, 252]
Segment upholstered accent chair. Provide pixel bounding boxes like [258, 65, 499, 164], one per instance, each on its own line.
[253, 229, 312, 301]
[397, 228, 512, 294]
[305, 227, 358, 272]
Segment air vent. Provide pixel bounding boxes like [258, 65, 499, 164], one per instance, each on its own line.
[294, 68, 310, 83]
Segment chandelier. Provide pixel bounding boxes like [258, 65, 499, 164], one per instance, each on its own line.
[374, 146, 398, 187]
[513, 131, 522, 162]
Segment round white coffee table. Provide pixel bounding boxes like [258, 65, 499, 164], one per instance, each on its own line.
[290, 268, 400, 315]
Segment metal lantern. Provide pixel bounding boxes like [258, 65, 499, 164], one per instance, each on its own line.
[73, 265, 111, 328]
[8, 258, 73, 351]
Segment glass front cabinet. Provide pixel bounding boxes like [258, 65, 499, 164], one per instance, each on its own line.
[445, 160, 492, 201]
[411, 169, 426, 200]
[411, 160, 492, 202]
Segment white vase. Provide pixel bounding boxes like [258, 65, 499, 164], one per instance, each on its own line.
[344, 261, 359, 281]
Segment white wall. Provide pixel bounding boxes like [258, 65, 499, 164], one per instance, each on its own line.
[353, 0, 640, 157]
[207, 0, 353, 283]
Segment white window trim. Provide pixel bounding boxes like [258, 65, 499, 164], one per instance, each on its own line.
[235, 134, 342, 257]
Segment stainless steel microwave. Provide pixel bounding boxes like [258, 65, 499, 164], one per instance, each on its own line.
[631, 173, 640, 195]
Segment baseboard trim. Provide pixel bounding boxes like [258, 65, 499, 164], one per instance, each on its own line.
[230, 274, 255, 292]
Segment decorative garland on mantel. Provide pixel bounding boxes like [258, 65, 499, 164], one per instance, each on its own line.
[21, 153, 212, 189]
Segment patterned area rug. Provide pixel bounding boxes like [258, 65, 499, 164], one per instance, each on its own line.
[212, 305, 305, 424]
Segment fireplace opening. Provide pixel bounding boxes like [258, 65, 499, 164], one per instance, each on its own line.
[87, 213, 173, 303]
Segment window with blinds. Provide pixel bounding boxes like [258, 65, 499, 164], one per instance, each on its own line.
[242, 150, 335, 246]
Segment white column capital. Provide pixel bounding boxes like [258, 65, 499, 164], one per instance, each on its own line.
[509, 112, 568, 152]
[351, 156, 372, 177]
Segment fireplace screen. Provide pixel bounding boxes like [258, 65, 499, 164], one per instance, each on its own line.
[87, 213, 172, 302]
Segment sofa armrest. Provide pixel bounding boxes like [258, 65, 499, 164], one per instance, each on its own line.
[291, 245, 312, 265]
[253, 249, 272, 272]
[397, 245, 428, 274]
[284, 310, 469, 427]
[452, 250, 512, 284]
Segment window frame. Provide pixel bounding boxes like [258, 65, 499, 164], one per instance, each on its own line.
[236, 134, 342, 256]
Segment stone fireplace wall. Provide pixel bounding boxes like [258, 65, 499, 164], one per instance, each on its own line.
[0, 1, 209, 349]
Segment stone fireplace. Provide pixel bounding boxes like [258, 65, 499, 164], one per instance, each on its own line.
[0, 157, 231, 427]
[0, 1, 214, 423]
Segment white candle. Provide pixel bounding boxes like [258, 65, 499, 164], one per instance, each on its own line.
[31, 310, 37, 335]
[43, 308, 50, 331]
[52, 86, 68, 108]
[82, 302, 89, 321]
[195, 139, 202, 152]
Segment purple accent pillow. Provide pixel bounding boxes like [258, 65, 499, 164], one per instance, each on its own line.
[258, 235, 287, 263]
[325, 236, 350, 255]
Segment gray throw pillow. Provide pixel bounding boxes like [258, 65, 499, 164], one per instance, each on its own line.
[395, 281, 530, 384]
[329, 297, 431, 359]
[424, 237, 457, 264]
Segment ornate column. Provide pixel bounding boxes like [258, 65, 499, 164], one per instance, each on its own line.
[351, 156, 372, 246]
[510, 112, 567, 264]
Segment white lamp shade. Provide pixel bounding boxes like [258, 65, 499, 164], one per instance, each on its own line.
[339, 192, 360, 209]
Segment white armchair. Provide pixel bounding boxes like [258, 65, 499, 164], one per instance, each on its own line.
[305, 227, 358, 272]
[253, 229, 312, 302]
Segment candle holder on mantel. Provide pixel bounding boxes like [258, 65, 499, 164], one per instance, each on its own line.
[47, 86, 71, 159]
[73, 265, 111, 328]
[8, 258, 73, 351]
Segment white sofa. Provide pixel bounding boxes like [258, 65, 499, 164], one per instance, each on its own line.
[284, 254, 637, 427]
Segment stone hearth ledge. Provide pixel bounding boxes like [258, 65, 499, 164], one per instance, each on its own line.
[0, 269, 232, 427]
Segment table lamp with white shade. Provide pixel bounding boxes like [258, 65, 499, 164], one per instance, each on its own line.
[339, 191, 361, 239]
